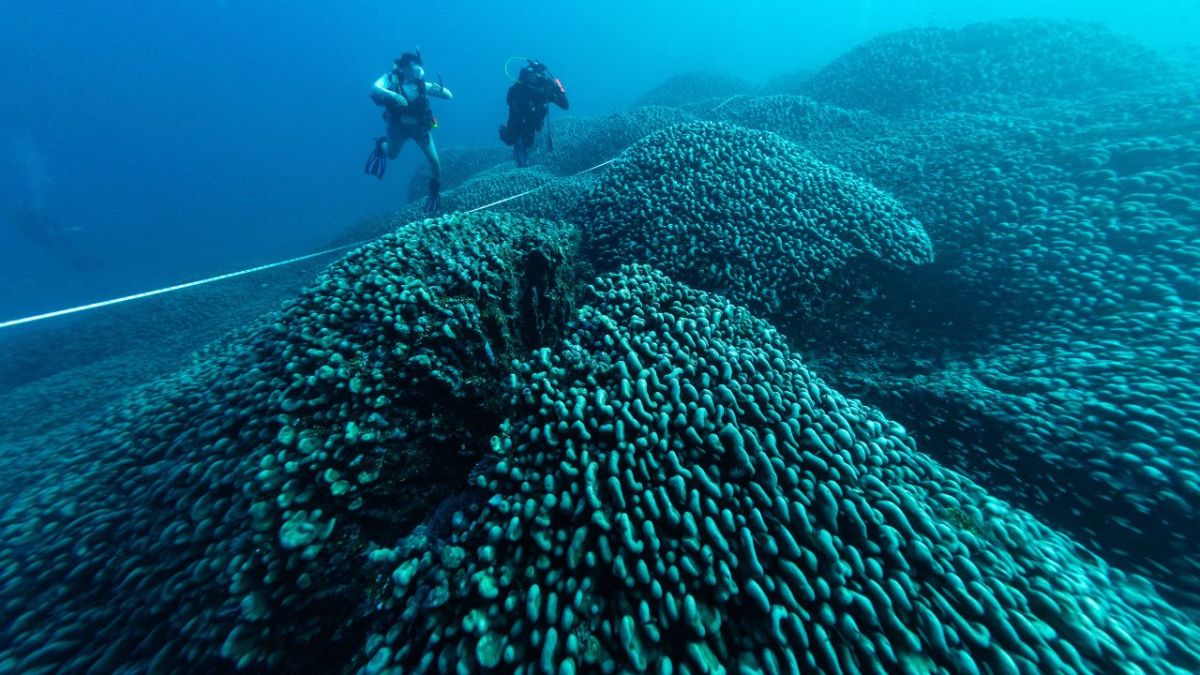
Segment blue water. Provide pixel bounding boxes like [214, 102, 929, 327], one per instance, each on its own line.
[2, 0, 1196, 319]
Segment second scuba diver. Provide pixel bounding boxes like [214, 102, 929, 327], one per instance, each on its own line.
[499, 60, 569, 167]
[365, 51, 452, 212]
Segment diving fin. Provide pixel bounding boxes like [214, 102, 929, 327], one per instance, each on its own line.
[365, 137, 387, 179]
[424, 178, 441, 213]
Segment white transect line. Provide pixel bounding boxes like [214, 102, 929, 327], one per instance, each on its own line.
[464, 158, 616, 213]
[0, 157, 619, 330]
[712, 94, 741, 111]
[0, 243, 367, 330]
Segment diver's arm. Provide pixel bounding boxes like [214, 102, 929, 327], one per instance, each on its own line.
[553, 87, 569, 111]
[371, 74, 407, 106]
[543, 77, 569, 110]
[426, 81, 453, 100]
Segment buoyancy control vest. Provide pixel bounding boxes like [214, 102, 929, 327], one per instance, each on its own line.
[382, 75, 436, 129]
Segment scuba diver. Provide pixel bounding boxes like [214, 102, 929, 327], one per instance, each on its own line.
[365, 50, 452, 212]
[499, 59, 569, 167]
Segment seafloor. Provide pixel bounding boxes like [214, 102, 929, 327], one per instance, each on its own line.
[1, 18, 1199, 674]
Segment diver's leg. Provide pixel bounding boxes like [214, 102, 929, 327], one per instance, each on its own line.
[521, 111, 538, 148]
[418, 136, 441, 184]
[518, 126, 537, 167]
[510, 125, 525, 164]
[384, 125, 407, 159]
[419, 135, 442, 212]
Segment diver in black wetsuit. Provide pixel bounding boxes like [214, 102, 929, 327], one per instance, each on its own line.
[499, 60, 569, 167]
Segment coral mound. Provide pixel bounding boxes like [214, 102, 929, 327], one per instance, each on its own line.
[575, 121, 933, 322]
[802, 19, 1172, 113]
[0, 212, 582, 672]
[363, 265, 1200, 674]
[633, 70, 755, 109]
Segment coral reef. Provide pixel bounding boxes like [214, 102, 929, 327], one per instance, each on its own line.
[709, 74, 1200, 597]
[363, 265, 1200, 673]
[801, 19, 1173, 114]
[574, 121, 933, 323]
[0, 213, 581, 672]
[2, 16, 1199, 674]
[632, 71, 755, 110]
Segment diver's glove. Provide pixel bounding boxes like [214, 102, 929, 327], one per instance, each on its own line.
[424, 178, 441, 213]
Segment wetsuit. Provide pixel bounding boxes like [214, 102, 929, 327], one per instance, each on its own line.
[371, 71, 452, 152]
[369, 66, 453, 210]
[499, 65, 568, 162]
